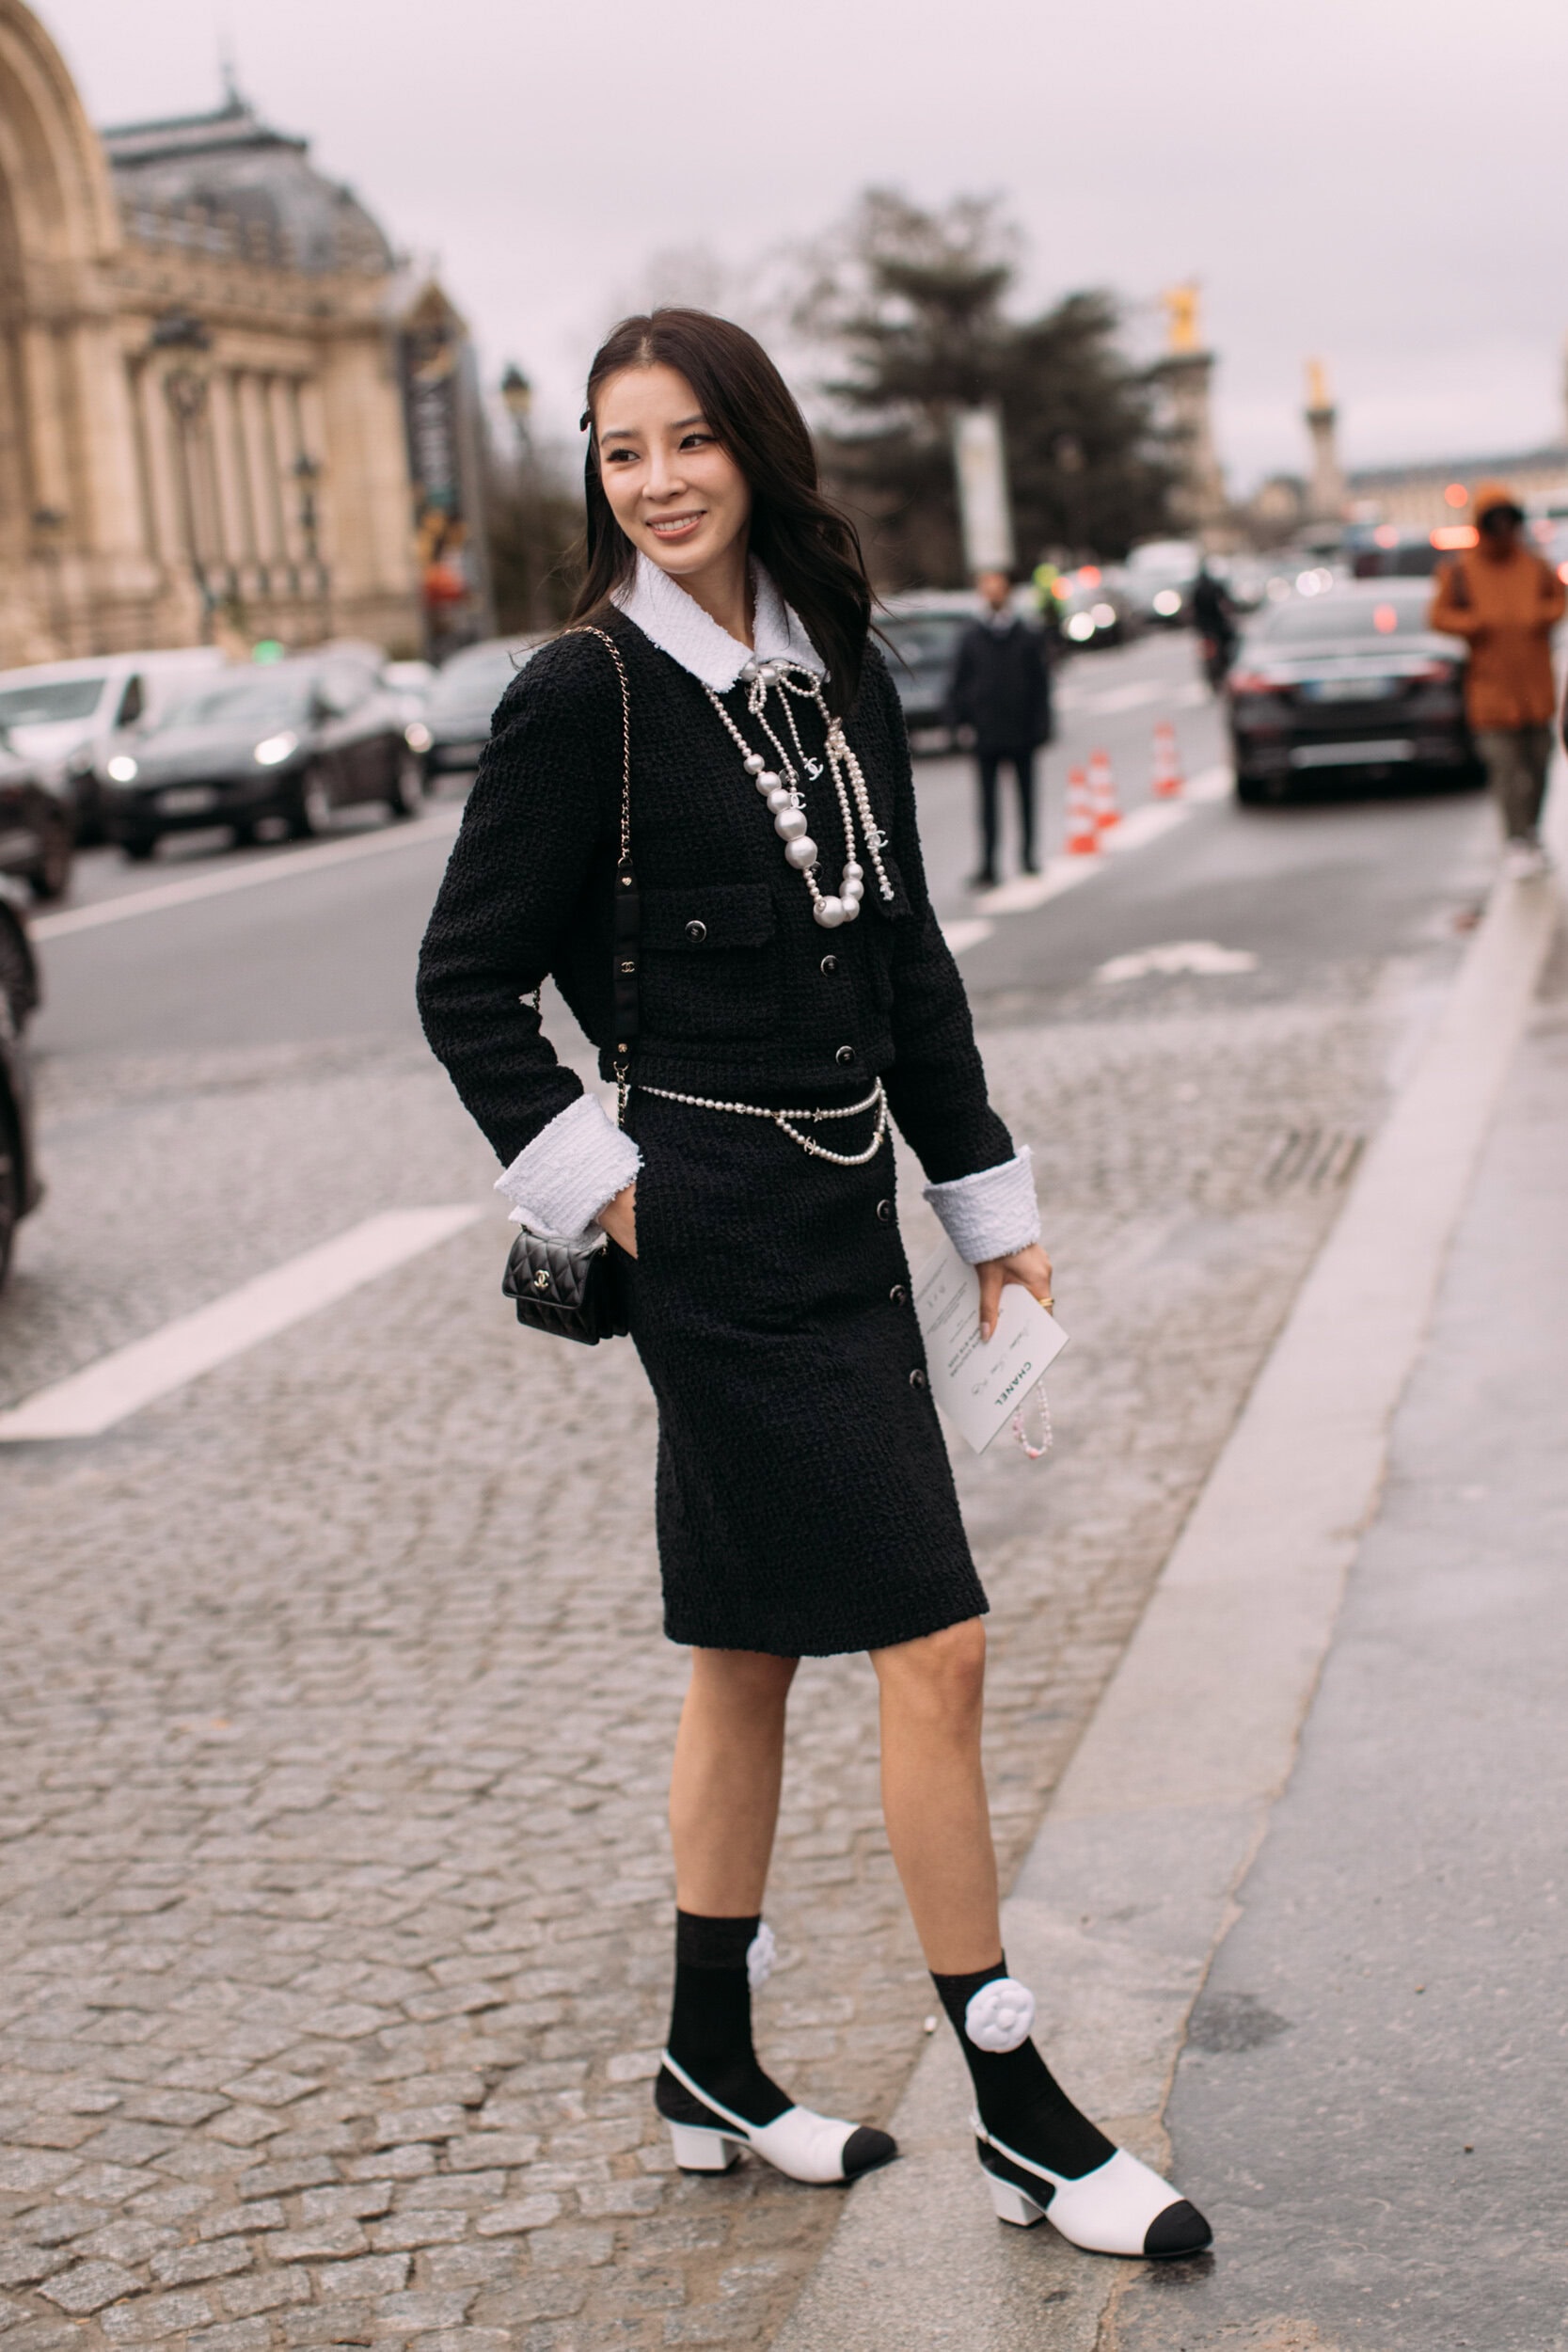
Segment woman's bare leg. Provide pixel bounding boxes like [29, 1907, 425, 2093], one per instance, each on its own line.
[669, 1646, 799, 1915]
[870, 1618, 1001, 1974]
[658, 1648, 898, 2179]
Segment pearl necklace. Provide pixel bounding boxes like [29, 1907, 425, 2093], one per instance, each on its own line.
[705, 660, 895, 930]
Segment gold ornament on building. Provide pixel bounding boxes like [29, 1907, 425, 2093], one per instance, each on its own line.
[1162, 281, 1203, 357]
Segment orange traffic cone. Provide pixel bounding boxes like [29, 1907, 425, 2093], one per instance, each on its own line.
[1065, 765, 1098, 854]
[1152, 721, 1184, 799]
[1089, 746, 1120, 831]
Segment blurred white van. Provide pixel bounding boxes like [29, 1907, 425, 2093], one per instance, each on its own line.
[0, 648, 229, 841]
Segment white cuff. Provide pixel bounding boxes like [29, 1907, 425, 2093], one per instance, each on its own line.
[924, 1148, 1039, 1263]
[493, 1092, 642, 1238]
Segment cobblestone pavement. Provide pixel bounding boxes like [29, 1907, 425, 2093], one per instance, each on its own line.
[0, 946, 1455, 2350]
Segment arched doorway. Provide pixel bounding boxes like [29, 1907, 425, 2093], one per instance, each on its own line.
[0, 2, 155, 660]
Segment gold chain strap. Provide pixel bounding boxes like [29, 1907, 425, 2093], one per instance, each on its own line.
[569, 624, 633, 863]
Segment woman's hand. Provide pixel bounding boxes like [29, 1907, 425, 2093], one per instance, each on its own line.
[596, 1183, 638, 1259]
[975, 1241, 1053, 1344]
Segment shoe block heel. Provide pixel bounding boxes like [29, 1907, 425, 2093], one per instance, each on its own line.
[986, 2170, 1047, 2228]
[668, 2122, 741, 2173]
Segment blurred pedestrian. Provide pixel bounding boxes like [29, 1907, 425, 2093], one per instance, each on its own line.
[419, 310, 1208, 2267]
[1030, 557, 1066, 648]
[948, 570, 1053, 888]
[1430, 482, 1564, 879]
[1191, 558, 1238, 693]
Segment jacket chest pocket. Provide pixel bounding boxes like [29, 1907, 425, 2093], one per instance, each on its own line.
[640, 882, 778, 1041]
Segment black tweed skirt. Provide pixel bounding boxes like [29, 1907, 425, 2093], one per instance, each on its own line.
[619, 1087, 989, 1657]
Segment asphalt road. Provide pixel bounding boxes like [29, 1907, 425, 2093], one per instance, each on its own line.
[29, 630, 1494, 1065]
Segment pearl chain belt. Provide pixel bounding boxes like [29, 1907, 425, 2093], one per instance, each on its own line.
[637, 1078, 889, 1167]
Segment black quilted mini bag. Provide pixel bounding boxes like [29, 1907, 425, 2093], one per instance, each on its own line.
[501, 627, 637, 1347]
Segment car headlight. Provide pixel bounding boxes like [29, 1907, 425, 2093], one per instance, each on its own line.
[253, 731, 300, 767]
[1091, 602, 1117, 627]
[1066, 612, 1097, 643]
[1152, 587, 1182, 617]
[404, 721, 434, 754]
[105, 755, 139, 785]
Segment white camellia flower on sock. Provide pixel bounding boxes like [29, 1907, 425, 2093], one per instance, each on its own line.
[746, 1922, 777, 1989]
[964, 1977, 1036, 2052]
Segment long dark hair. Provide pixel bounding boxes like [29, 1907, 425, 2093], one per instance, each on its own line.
[569, 309, 873, 712]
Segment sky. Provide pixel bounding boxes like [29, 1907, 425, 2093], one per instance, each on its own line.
[41, 0, 1568, 494]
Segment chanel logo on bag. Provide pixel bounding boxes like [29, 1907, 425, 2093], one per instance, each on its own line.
[532, 1269, 551, 1292]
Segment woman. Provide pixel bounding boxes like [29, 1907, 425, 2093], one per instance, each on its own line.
[417, 310, 1209, 2264]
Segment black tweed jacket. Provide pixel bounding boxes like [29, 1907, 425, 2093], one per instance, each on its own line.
[416, 612, 1015, 1185]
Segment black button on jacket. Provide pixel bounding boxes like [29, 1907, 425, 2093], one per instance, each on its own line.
[417, 614, 1016, 1187]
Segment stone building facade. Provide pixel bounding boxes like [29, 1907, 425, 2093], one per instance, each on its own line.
[1346, 444, 1568, 532]
[0, 1, 474, 667]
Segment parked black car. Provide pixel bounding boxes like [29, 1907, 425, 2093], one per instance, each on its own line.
[1057, 566, 1136, 650]
[421, 637, 542, 777]
[878, 599, 977, 747]
[0, 883, 40, 1033]
[102, 653, 427, 858]
[0, 963, 41, 1290]
[1227, 579, 1481, 803]
[0, 738, 73, 899]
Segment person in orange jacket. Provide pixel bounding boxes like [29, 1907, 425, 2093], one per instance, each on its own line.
[1430, 481, 1565, 879]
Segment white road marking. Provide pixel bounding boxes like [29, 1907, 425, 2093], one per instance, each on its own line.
[1103, 802, 1190, 851]
[0, 1205, 484, 1441]
[1182, 764, 1232, 802]
[1097, 940, 1259, 983]
[942, 768, 1235, 950]
[1056, 674, 1208, 718]
[31, 804, 463, 942]
[974, 859, 1098, 915]
[1058, 677, 1168, 717]
[940, 918, 994, 954]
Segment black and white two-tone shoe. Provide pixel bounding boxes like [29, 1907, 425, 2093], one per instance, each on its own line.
[656, 2053, 897, 2185]
[974, 2118, 1212, 2259]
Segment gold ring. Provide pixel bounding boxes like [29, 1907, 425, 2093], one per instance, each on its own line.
[1042, 1295, 1055, 1311]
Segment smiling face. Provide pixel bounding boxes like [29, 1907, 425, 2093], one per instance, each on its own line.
[594, 362, 752, 587]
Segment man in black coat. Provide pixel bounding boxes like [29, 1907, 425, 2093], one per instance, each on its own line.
[947, 570, 1053, 887]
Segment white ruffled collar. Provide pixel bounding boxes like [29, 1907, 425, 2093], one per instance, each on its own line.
[611, 550, 825, 691]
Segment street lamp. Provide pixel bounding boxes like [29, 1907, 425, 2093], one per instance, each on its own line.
[500, 364, 532, 432]
[293, 452, 330, 636]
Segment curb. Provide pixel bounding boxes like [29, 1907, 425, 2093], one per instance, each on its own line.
[770, 821, 1562, 2349]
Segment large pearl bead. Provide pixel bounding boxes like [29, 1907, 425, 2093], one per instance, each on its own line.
[744, 754, 765, 775]
[844, 859, 863, 881]
[784, 835, 816, 869]
[775, 807, 808, 841]
[841, 898, 861, 921]
[766, 786, 793, 813]
[814, 896, 846, 929]
[757, 771, 781, 792]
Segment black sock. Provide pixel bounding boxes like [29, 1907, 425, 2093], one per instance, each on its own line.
[659, 1911, 791, 2129]
[932, 1959, 1115, 2181]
